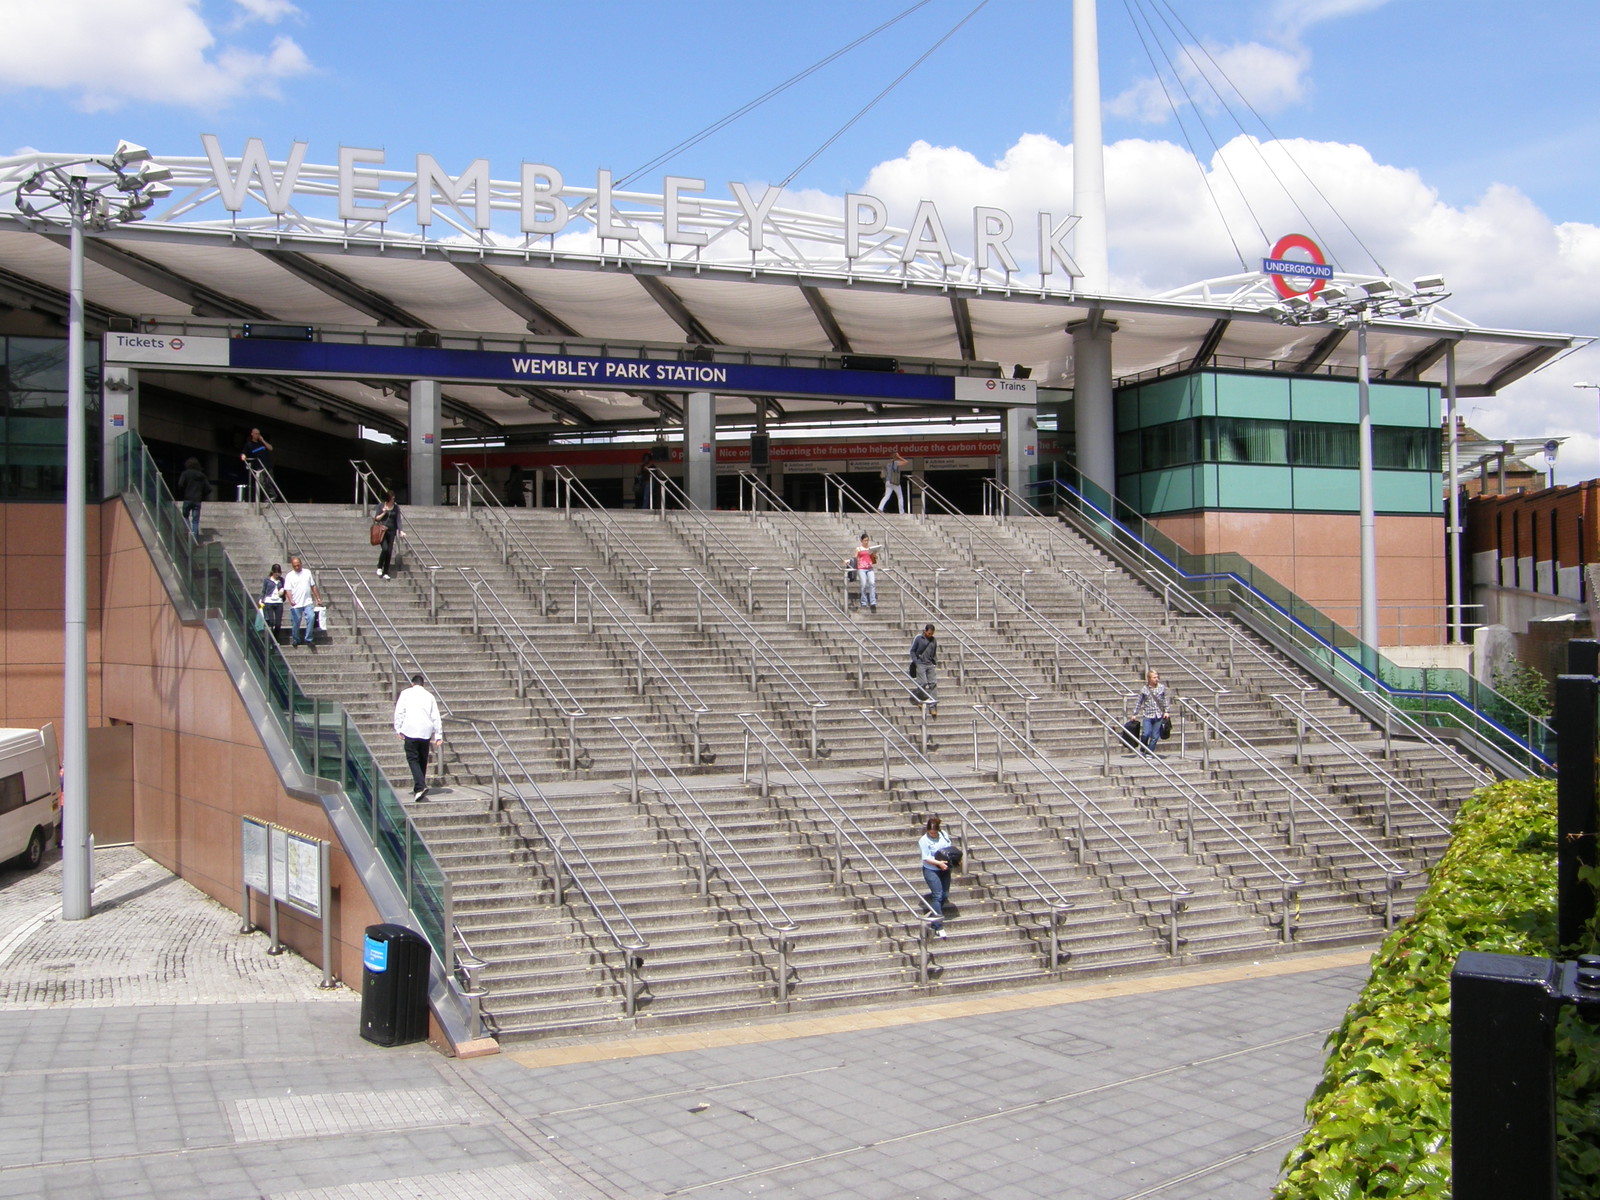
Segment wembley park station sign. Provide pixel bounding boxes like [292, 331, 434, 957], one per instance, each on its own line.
[193, 136, 1084, 281]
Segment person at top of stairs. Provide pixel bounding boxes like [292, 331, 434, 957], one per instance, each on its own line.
[373, 491, 401, 580]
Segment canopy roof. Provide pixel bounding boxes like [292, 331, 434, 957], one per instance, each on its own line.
[0, 149, 1582, 440]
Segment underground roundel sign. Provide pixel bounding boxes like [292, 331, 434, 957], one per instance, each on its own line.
[1262, 234, 1333, 300]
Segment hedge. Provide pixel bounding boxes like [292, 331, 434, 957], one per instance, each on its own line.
[1273, 778, 1600, 1199]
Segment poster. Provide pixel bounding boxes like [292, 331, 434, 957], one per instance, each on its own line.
[242, 818, 269, 892]
[284, 832, 323, 918]
[269, 825, 288, 903]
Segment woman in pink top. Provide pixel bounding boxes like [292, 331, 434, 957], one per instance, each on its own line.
[849, 533, 879, 612]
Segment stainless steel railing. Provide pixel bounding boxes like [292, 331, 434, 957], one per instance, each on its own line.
[1270, 692, 1470, 833]
[457, 566, 590, 772]
[858, 708, 1077, 970]
[570, 565, 713, 766]
[1078, 695, 1308, 942]
[968, 703, 1192, 958]
[735, 711, 943, 985]
[455, 465, 559, 614]
[611, 714, 802, 1002]
[460, 720, 650, 1017]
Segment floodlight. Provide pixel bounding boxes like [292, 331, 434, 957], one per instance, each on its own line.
[1319, 285, 1348, 303]
[1412, 274, 1446, 292]
[1573, 382, 1597, 389]
[1285, 293, 1311, 310]
[1263, 304, 1289, 321]
[1361, 279, 1394, 297]
[136, 163, 172, 184]
[145, 182, 172, 199]
[111, 140, 150, 168]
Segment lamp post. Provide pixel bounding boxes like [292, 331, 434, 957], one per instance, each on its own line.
[1574, 383, 1600, 482]
[1268, 275, 1450, 656]
[11, 143, 171, 921]
[1544, 439, 1559, 489]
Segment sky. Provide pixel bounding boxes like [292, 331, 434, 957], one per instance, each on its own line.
[2, 0, 1599, 478]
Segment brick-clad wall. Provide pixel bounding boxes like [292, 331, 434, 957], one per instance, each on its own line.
[0, 500, 378, 986]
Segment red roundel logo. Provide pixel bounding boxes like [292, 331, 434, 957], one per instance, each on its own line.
[985, 379, 996, 390]
[1267, 234, 1328, 301]
[170, 337, 184, 350]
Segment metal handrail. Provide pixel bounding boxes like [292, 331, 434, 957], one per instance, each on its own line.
[728, 473, 1044, 727]
[350, 458, 391, 514]
[454, 465, 559, 610]
[352, 459, 450, 617]
[245, 458, 328, 567]
[551, 465, 665, 615]
[1175, 697, 1411, 927]
[570, 566, 713, 766]
[611, 714, 802, 1002]
[968, 703, 1192, 957]
[457, 566, 589, 772]
[1040, 472, 1554, 773]
[334, 566, 449, 711]
[459, 720, 650, 1017]
[677, 566, 831, 756]
[1270, 693, 1464, 834]
[1078, 695, 1307, 941]
[735, 710, 941, 982]
[858, 707, 1076, 968]
[985, 478, 1315, 697]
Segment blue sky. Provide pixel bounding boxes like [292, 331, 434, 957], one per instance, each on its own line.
[3, 0, 1599, 473]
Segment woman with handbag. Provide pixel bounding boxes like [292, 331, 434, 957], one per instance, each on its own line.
[846, 533, 880, 612]
[1132, 668, 1170, 756]
[372, 492, 401, 580]
[919, 815, 953, 938]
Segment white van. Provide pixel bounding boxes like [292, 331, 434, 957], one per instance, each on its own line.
[0, 725, 61, 871]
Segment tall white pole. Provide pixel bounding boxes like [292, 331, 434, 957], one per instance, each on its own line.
[1071, 0, 1109, 293]
[62, 182, 91, 921]
[1357, 315, 1378, 654]
[1446, 343, 1462, 645]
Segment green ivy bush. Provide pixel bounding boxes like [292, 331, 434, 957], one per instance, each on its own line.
[1273, 778, 1600, 1199]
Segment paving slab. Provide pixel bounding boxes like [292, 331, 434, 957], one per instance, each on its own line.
[0, 845, 1373, 1199]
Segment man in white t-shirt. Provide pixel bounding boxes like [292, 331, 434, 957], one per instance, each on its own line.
[283, 556, 323, 647]
[393, 674, 443, 799]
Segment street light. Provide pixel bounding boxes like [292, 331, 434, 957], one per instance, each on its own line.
[1269, 274, 1452, 655]
[1574, 383, 1600, 480]
[10, 144, 171, 922]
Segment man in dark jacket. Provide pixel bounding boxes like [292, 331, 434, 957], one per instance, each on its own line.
[910, 623, 938, 717]
[176, 457, 211, 538]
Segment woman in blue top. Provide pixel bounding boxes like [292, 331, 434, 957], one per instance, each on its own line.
[919, 815, 952, 937]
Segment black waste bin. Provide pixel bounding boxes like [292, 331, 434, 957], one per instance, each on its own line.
[360, 923, 430, 1046]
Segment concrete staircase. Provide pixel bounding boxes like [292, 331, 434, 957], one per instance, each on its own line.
[198, 498, 1489, 1042]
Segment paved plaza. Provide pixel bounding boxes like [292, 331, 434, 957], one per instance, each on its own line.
[0, 847, 1372, 1199]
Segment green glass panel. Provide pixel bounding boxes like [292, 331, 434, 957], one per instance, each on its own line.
[1373, 470, 1440, 515]
[1217, 465, 1292, 509]
[1115, 389, 1141, 433]
[1290, 376, 1358, 424]
[1292, 468, 1359, 511]
[1143, 468, 1196, 513]
[1138, 375, 1198, 425]
[1213, 372, 1290, 419]
[1370, 382, 1435, 427]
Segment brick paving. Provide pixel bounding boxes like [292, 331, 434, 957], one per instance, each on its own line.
[0, 845, 1374, 1198]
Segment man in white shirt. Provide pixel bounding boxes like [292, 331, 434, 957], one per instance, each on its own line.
[393, 674, 443, 799]
[283, 555, 323, 647]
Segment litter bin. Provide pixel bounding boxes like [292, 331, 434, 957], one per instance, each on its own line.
[359, 923, 430, 1046]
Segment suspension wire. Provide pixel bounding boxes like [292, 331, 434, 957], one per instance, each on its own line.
[616, 0, 938, 190]
[1142, 0, 1336, 264]
[1124, 0, 1267, 261]
[1120, 0, 1249, 271]
[777, 0, 991, 191]
[1152, 0, 1391, 277]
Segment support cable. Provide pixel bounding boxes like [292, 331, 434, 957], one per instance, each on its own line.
[1124, 0, 1269, 259]
[778, 1, 991, 190]
[617, 0, 938, 190]
[1150, 0, 1391, 277]
[1120, 0, 1249, 271]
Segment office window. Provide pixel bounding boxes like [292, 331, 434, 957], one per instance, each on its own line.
[1141, 420, 1197, 470]
[1202, 417, 1288, 464]
[1373, 427, 1438, 471]
[1290, 422, 1359, 467]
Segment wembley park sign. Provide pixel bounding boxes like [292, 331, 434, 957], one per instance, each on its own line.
[188, 136, 1083, 283]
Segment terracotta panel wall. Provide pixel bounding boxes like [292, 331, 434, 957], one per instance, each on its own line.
[1150, 511, 1446, 645]
[1, 501, 378, 985]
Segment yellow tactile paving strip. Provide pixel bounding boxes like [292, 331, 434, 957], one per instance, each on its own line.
[505, 946, 1375, 1070]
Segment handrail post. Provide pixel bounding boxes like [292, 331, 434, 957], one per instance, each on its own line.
[428, 570, 438, 621]
[623, 952, 638, 1017]
[809, 706, 819, 759]
[777, 937, 790, 1003]
[918, 923, 930, 986]
[1282, 883, 1295, 943]
[567, 711, 578, 773]
[1049, 909, 1061, 970]
[646, 568, 656, 618]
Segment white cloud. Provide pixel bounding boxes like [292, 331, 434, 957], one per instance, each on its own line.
[0, 0, 311, 111]
[849, 131, 1600, 478]
[1270, 0, 1394, 41]
[1107, 41, 1309, 123]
